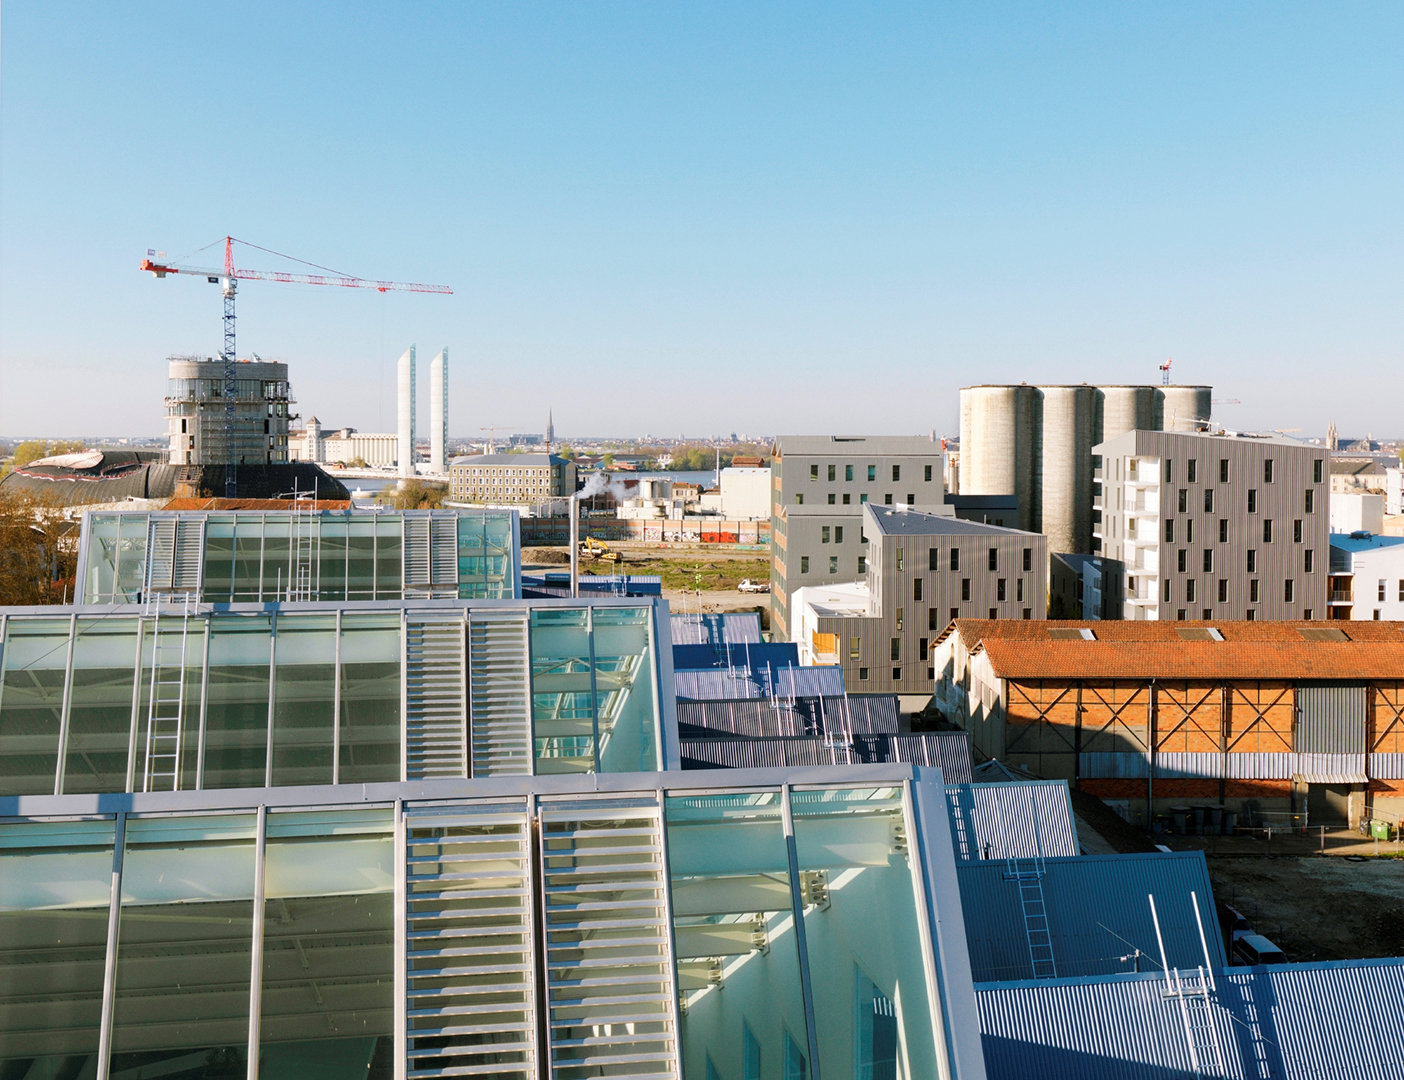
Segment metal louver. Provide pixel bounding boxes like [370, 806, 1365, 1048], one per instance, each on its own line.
[145, 517, 177, 593]
[538, 803, 680, 1080]
[469, 611, 534, 776]
[404, 810, 539, 1080]
[405, 516, 433, 588]
[406, 615, 469, 780]
[172, 517, 205, 593]
[432, 515, 460, 588]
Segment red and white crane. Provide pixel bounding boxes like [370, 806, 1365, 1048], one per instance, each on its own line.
[141, 237, 451, 496]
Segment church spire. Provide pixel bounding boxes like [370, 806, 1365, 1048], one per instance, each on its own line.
[547, 409, 555, 454]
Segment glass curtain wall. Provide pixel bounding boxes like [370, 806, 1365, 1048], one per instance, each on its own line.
[270, 615, 338, 787]
[338, 614, 401, 784]
[592, 607, 657, 773]
[456, 512, 514, 598]
[204, 616, 273, 789]
[665, 792, 808, 1080]
[529, 609, 597, 773]
[259, 809, 394, 1079]
[64, 616, 142, 794]
[0, 819, 115, 1075]
[110, 814, 258, 1078]
[130, 613, 207, 794]
[0, 617, 70, 795]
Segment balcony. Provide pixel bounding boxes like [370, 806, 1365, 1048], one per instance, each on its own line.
[1328, 590, 1354, 605]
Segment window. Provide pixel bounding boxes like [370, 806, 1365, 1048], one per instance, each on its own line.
[924, 464, 933, 482]
[1023, 608, 1032, 619]
[1304, 609, 1314, 619]
[859, 667, 869, 681]
[835, 526, 844, 544]
[1204, 489, 1214, 512]
[828, 464, 836, 481]
[1187, 459, 1198, 482]
[1264, 459, 1274, 483]
[892, 465, 901, 481]
[1165, 459, 1174, 482]
[1293, 520, 1302, 542]
[884, 494, 893, 505]
[1263, 519, 1273, 543]
[951, 548, 960, 571]
[1247, 550, 1256, 572]
[929, 608, 939, 630]
[1375, 610, 1383, 620]
[1186, 519, 1194, 543]
[1177, 609, 1186, 621]
[1218, 579, 1228, 601]
[1178, 550, 1187, 573]
[985, 548, 997, 571]
[1380, 579, 1388, 602]
[1246, 609, 1257, 621]
[860, 493, 868, 503]
[906, 493, 914, 504]
[795, 494, 803, 505]
[1018, 548, 1030, 573]
[850, 637, 861, 660]
[858, 555, 866, 573]
[867, 465, 876, 481]
[914, 577, 923, 601]
[1250, 579, 1260, 603]
[1186, 579, 1196, 602]
[1247, 489, 1257, 513]
[1285, 579, 1295, 603]
[1178, 489, 1188, 513]
[846, 464, 853, 481]
[801, 556, 809, 574]
[1166, 519, 1175, 543]
[1399, 581, 1404, 602]
[1220, 459, 1230, 483]
[842, 493, 851, 505]
[997, 579, 1007, 601]
[896, 549, 904, 571]
[1304, 549, 1314, 572]
[821, 526, 831, 544]
[1314, 459, 1323, 484]
[1305, 490, 1314, 513]
[1203, 549, 1213, 572]
[961, 578, 970, 601]
[1219, 519, 1228, 542]
[896, 608, 903, 630]
[950, 607, 959, 622]
[891, 638, 901, 661]
[1017, 578, 1024, 602]
[829, 556, 838, 574]
[1164, 578, 1172, 602]
[810, 465, 818, 480]
[919, 637, 929, 660]
[929, 548, 940, 571]
[827, 493, 836, 504]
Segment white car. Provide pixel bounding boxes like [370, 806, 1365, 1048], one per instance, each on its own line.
[737, 579, 770, 594]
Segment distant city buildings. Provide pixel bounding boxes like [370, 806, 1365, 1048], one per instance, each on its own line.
[165, 356, 291, 466]
[448, 452, 576, 505]
[290, 418, 398, 468]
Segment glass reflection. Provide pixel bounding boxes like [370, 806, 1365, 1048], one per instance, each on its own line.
[204, 616, 272, 790]
[64, 618, 141, 794]
[0, 618, 70, 795]
[271, 616, 337, 787]
[338, 614, 401, 784]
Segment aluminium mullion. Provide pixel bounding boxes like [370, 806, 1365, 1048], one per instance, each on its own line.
[395, 800, 408, 1080]
[124, 618, 146, 793]
[195, 617, 211, 790]
[400, 609, 409, 782]
[781, 784, 823, 1080]
[94, 811, 125, 1080]
[264, 611, 277, 789]
[52, 612, 78, 795]
[332, 609, 342, 785]
[246, 804, 268, 1080]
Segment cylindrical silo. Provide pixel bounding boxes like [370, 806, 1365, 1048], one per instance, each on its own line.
[1097, 386, 1157, 444]
[398, 345, 416, 478]
[1160, 386, 1213, 432]
[1037, 386, 1097, 554]
[959, 385, 1038, 532]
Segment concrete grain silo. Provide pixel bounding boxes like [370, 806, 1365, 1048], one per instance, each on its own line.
[959, 385, 1038, 532]
[1159, 386, 1213, 432]
[1097, 385, 1158, 445]
[1037, 385, 1098, 554]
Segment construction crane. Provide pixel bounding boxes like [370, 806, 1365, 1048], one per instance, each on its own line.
[1159, 358, 1173, 385]
[479, 426, 518, 454]
[141, 237, 451, 496]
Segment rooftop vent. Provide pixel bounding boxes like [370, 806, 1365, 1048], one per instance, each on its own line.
[1048, 627, 1096, 641]
[1350, 530, 1373, 540]
[1297, 627, 1350, 642]
[1176, 627, 1225, 641]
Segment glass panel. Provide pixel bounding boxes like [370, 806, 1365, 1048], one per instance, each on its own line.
[530, 609, 595, 774]
[0, 820, 115, 1072]
[339, 614, 401, 784]
[457, 512, 513, 599]
[261, 517, 291, 601]
[203, 516, 236, 604]
[116, 515, 149, 603]
[665, 791, 807, 1080]
[83, 514, 120, 603]
[232, 518, 265, 603]
[789, 787, 937, 1080]
[0, 617, 70, 795]
[204, 615, 272, 789]
[111, 815, 257, 1077]
[317, 518, 348, 602]
[271, 615, 337, 787]
[592, 607, 658, 773]
[260, 810, 394, 1074]
[374, 519, 402, 600]
[64, 617, 140, 794]
[131, 616, 207, 793]
[346, 521, 376, 601]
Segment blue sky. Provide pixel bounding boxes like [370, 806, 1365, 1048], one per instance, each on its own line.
[2, 3, 1401, 441]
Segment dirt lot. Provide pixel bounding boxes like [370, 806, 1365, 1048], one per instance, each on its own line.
[1207, 856, 1404, 963]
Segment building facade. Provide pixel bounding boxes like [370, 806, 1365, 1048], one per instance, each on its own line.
[769, 436, 948, 639]
[289, 419, 400, 468]
[1329, 531, 1404, 620]
[166, 356, 292, 466]
[448, 454, 577, 505]
[1093, 430, 1329, 621]
[792, 506, 1047, 695]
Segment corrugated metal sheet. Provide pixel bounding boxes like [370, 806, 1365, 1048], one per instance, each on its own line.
[1080, 752, 1150, 779]
[884, 734, 974, 783]
[1226, 752, 1294, 779]
[1371, 752, 1404, 779]
[676, 694, 899, 737]
[678, 731, 973, 782]
[669, 611, 763, 645]
[1296, 684, 1366, 753]
[1153, 752, 1223, 779]
[977, 957, 1404, 1080]
[674, 664, 845, 701]
[1078, 752, 1367, 781]
[958, 851, 1225, 983]
[1294, 752, 1366, 779]
[945, 781, 1080, 863]
[672, 641, 801, 672]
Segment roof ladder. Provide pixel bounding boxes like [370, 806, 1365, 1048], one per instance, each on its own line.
[289, 496, 316, 602]
[1151, 891, 1226, 1079]
[1003, 798, 1056, 978]
[141, 591, 194, 792]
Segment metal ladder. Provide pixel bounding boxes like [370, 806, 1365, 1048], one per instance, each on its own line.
[1150, 891, 1227, 1079]
[142, 591, 194, 792]
[1002, 790, 1057, 978]
[289, 497, 316, 602]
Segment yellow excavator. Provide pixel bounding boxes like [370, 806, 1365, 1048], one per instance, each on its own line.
[579, 536, 622, 563]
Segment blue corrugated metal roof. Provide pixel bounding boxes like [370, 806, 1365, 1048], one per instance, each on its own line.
[669, 611, 764, 645]
[676, 694, 899, 737]
[959, 851, 1224, 983]
[946, 781, 1080, 863]
[674, 664, 845, 701]
[977, 958, 1404, 1079]
[672, 641, 801, 672]
[679, 731, 973, 781]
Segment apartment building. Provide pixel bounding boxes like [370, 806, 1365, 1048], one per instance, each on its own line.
[1093, 429, 1328, 620]
[769, 435, 947, 638]
[791, 504, 1046, 695]
[448, 452, 576, 505]
[1329, 531, 1404, 620]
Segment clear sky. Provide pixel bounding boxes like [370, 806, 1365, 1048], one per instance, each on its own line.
[2, 3, 1401, 442]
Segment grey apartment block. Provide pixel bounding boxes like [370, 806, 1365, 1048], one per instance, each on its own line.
[959, 384, 1212, 554]
[1093, 429, 1328, 621]
[795, 505, 1046, 696]
[769, 436, 947, 637]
